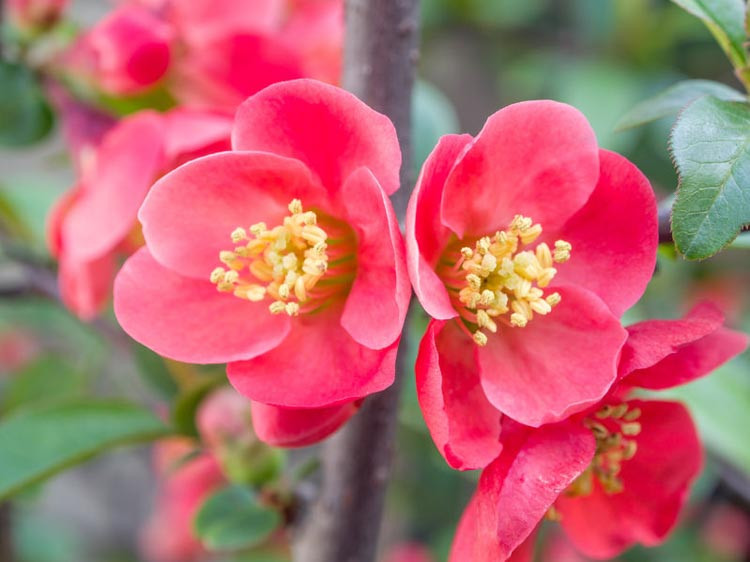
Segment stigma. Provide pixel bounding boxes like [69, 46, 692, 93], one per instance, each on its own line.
[209, 199, 333, 316]
[567, 403, 642, 497]
[439, 215, 571, 346]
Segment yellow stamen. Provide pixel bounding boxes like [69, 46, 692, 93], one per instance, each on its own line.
[448, 215, 571, 345]
[567, 403, 641, 497]
[210, 200, 344, 317]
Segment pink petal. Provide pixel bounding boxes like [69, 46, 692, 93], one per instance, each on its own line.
[232, 79, 401, 196]
[251, 400, 360, 447]
[406, 134, 472, 320]
[62, 111, 165, 262]
[279, 0, 343, 84]
[441, 101, 599, 239]
[557, 400, 702, 559]
[621, 302, 748, 389]
[478, 287, 627, 427]
[173, 33, 304, 110]
[169, 0, 284, 45]
[162, 108, 232, 165]
[139, 151, 325, 280]
[550, 149, 658, 317]
[114, 248, 290, 363]
[415, 320, 502, 470]
[59, 252, 116, 320]
[227, 306, 397, 408]
[449, 420, 595, 562]
[340, 168, 410, 350]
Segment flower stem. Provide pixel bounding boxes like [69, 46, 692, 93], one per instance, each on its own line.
[291, 1, 419, 560]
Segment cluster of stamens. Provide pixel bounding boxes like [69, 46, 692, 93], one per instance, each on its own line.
[209, 199, 330, 317]
[567, 403, 642, 497]
[441, 215, 571, 346]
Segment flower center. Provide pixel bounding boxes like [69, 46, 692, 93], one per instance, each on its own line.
[437, 215, 571, 346]
[567, 403, 642, 497]
[209, 199, 356, 316]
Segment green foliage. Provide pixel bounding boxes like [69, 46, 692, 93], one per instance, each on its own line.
[0, 400, 169, 499]
[171, 374, 226, 437]
[193, 485, 280, 552]
[616, 79, 746, 130]
[0, 61, 54, 147]
[670, 95, 750, 258]
[665, 356, 750, 474]
[1, 356, 86, 414]
[671, 0, 748, 68]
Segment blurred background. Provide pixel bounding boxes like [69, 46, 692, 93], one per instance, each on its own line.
[1, 0, 749, 561]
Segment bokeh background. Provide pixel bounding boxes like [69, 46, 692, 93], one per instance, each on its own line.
[1, 0, 749, 561]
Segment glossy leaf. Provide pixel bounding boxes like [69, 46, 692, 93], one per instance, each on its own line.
[0, 400, 169, 499]
[616, 79, 745, 130]
[194, 485, 280, 552]
[671, 0, 748, 67]
[0, 61, 54, 147]
[670, 95, 750, 259]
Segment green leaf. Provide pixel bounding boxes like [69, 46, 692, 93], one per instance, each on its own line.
[172, 374, 226, 437]
[663, 356, 750, 474]
[670, 0, 748, 68]
[0, 61, 54, 147]
[670, 95, 750, 258]
[0, 400, 169, 499]
[194, 485, 280, 552]
[616, 79, 745, 130]
[1, 356, 86, 414]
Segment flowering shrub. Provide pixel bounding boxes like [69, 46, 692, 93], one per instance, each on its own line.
[2, 2, 750, 561]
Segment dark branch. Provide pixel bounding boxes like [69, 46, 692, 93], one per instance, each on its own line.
[291, 1, 419, 561]
[0, 503, 14, 562]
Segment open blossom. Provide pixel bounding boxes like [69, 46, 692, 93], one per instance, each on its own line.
[48, 108, 232, 319]
[64, 0, 342, 109]
[407, 101, 659, 468]
[449, 302, 747, 561]
[114, 80, 409, 433]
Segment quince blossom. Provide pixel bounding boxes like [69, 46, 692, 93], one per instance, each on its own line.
[407, 101, 659, 468]
[63, 0, 342, 109]
[48, 108, 232, 319]
[449, 303, 747, 561]
[114, 80, 410, 431]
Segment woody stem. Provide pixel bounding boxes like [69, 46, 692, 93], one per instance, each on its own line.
[291, 1, 420, 561]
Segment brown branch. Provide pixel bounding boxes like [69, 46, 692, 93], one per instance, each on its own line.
[0, 503, 14, 562]
[291, 1, 420, 561]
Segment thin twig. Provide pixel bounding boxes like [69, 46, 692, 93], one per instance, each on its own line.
[291, 1, 420, 561]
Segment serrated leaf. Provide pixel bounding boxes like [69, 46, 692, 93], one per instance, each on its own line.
[0, 61, 54, 147]
[0, 400, 169, 499]
[670, 95, 750, 258]
[616, 79, 745, 131]
[671, 0, 748, 67]
[194, 485, 280, 552]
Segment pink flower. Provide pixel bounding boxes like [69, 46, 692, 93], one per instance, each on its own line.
[64, 0, 342, 108]
[48, 107, 232, 319]
[449, 303, 747, 561]
[407, 101, 659, 467]
[114, 81, 409, 426]
[66, 4, 174, 95]
[6, 0, 67, 32]
[140, 439, 225, 562]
